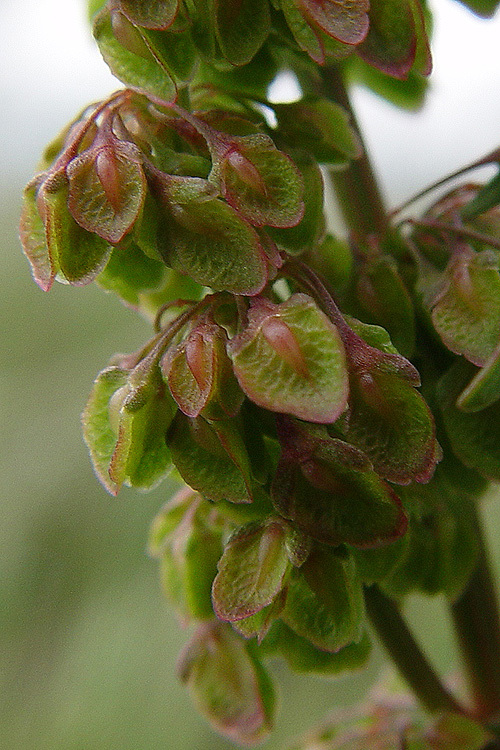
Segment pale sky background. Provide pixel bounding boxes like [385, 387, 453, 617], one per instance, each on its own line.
[1, 0, 500, 205]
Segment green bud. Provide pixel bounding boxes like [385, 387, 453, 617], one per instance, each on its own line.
[167, 413, 255, 503]
[178, 622, 276, 745]
[212, 519, 292, 622]
[150, 490, 223, 622]
[281, 547, 365, 653]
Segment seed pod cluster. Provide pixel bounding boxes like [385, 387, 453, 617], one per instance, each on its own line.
[19, 0, 500, 742]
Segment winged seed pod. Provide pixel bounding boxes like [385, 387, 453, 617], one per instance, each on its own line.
[20, 90, 309, 297]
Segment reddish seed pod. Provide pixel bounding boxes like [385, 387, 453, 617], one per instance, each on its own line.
[96, 148, 122, 212]
[184, 333, 211, 393]
[225, 149, 268, 198]
[261, 315, 309, 379]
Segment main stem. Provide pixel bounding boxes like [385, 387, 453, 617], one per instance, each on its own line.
[451, 514, 500, 723]
[321, 66, 389, 245]
[365, 586, 463, 714]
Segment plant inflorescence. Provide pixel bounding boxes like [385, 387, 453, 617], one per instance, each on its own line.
[20, 1, 500, 747]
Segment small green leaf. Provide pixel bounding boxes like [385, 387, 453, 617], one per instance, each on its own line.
[229, 294, 349, 423]
[438, 360, 500, 482]
[42, 181, 112, 285]
[457, 342, 500, 412]
[410, 0, 432, 76]
[339, 341, 439, 484]
[193, 46, 279, 103]
[345, 54, 429, 110]
[178, 622, 275, 746]
[272, 429, 407, 548]
[138, 268, 204, 322]
[167, 414, 254, 502]
[212, 520, 292, 621]
[380, 461, 480, 600]
[214, 487, 276, 527]
[299, 0, 369, 45]
[262, 621, 371, 676]
[188, 0, 218, 62]
[149, 485, 198, 555]
[267, 152, 325, 256]
[96, 241, 166, 307]
[457, 0, 500, 17]
[218, 134, 304, 228]
[430, 249, 500, 366]
[83, 355, 176, 494]
[352, 533, 409, 586]
[344, 316, 399, 355]
[155, 494, 223, 621]
[357, 0, 417, 79]
[279, 0, 326, 63]
[214, 0, 271, 65]
[133, 189, 164, 260]
[159, 174, 219, 205]
[110, 383, 175, 490]
[356, 254, 416, 358]
[19, 177, 55, 291]
[274, 97, 362, 166]
[162, 195, 268, 295]
[140, 24, 198, 83]
[304, 234, 353, 296]
[67, 140, 146, 244]
[231, 592, 287, 641]
[282, 547, 365, 653]
[81, 366, 129, 494]
[93, 7, 177, 100]
[117, 0, 180, 29]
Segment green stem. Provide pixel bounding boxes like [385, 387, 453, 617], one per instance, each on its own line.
[365, 585, 463, 715]
[450, 517, 500, 722]
[321, 66, 389, 244]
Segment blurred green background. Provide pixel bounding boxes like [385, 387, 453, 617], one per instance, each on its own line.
[2, 2, 500, 749]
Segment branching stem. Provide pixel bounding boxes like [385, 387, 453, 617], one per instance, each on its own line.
[390, 148, 500, 218]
